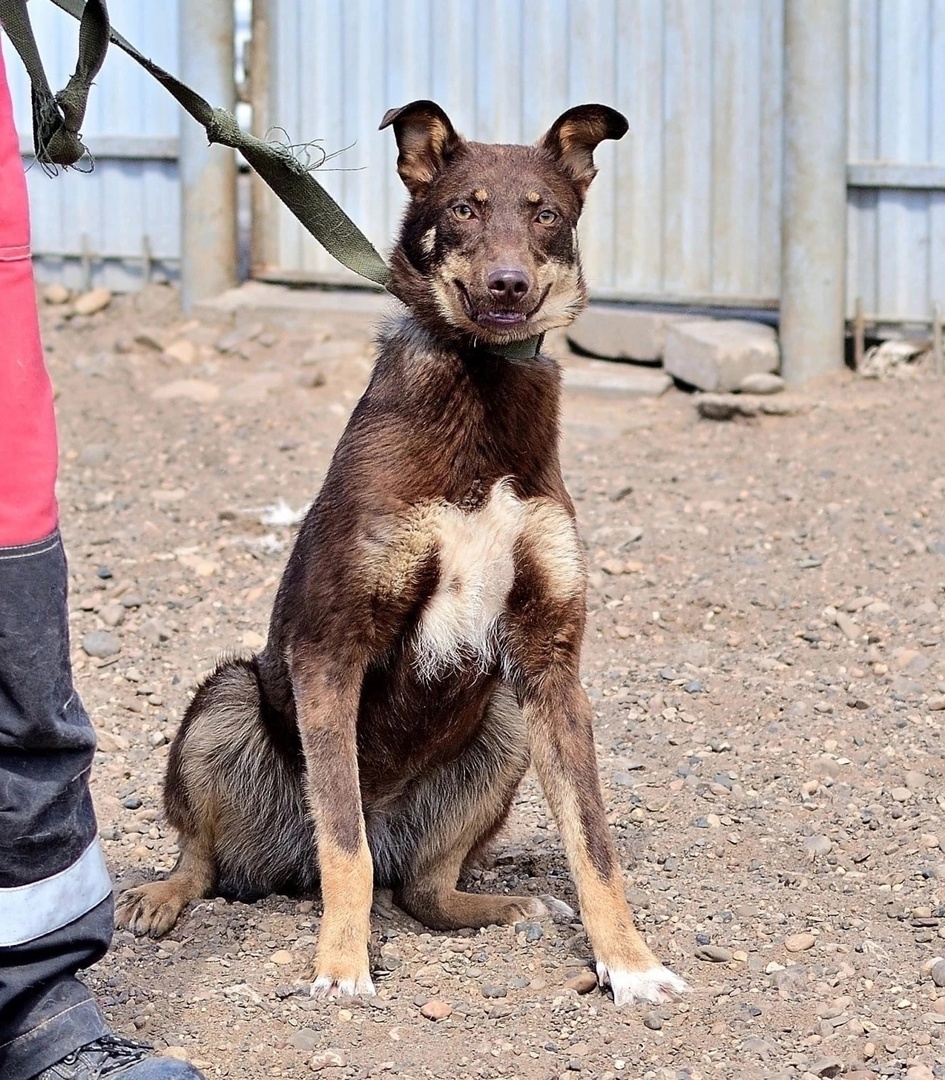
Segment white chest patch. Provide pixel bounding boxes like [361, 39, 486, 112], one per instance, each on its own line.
[414, 480, 527, 680]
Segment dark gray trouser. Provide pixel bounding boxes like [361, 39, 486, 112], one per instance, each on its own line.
[0, 533, 112, 1079]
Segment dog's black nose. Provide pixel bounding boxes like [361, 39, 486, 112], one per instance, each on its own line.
[487, 268, 530, 300]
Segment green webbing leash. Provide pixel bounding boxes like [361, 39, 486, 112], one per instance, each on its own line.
[0, 0, 543, 358]
[0, 0, 392, 290]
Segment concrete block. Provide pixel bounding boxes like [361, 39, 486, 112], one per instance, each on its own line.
[663, 319, 780, 392]
[567, 304, 687, 363]
[562, 356, 672, 398]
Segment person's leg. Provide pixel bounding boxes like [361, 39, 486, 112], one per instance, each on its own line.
[0, 33, 116, 1077]
[0, 36, 203, 1080]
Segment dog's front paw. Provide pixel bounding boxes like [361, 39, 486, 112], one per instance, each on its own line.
[309, 970, 377, 998]
[596, 960, 689, 1006]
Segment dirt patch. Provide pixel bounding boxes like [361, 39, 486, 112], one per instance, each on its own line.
[44, 284, 945, 1079]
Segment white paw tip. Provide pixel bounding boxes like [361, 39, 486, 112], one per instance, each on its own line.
[309, 973, 377, 998]
[539, 894, 576, 922]
[596, 962, 690, 1006]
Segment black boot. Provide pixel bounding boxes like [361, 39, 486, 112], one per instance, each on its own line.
[34, 1034, 205, 1079]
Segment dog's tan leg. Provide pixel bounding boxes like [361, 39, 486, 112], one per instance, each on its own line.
[504, 527, 688, 1007]
[293, 657, 375, 997]
[116, 832, 215, 938]
[520, 668, 688, 1005]
[524, 673, 686, 1002]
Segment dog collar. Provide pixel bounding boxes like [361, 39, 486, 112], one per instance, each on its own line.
[476, 334, 544, 361]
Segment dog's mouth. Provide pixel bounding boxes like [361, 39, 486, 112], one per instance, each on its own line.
[456, 282, 550, 336]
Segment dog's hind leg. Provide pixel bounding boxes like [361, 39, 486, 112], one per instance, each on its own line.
[386, 686, 561, 930]
[117, 831, 215, 939]
[116, 657, 312, 937]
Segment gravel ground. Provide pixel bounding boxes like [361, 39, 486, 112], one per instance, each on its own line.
[41, 283, 945, 1080]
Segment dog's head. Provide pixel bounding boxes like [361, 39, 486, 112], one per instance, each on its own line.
[380, 101, 628, 346]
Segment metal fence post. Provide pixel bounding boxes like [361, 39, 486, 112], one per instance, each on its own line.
[179, 0, 237, 308]
[780, 0, 848, 383]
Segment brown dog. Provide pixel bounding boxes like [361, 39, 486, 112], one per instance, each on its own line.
[116, 101, 688, 1006]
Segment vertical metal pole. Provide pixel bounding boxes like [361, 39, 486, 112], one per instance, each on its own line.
[780, 0, 848, 383]
[179, 0, 237, 309]
[249, 0, 277, 280]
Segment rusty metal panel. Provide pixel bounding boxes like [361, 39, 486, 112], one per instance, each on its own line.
[6, 0, 181, 290]
[847, 0, 945, 324]
[255, 0, 785, 306]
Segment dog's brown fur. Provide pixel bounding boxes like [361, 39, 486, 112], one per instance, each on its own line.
[116, 101, 688, 1005]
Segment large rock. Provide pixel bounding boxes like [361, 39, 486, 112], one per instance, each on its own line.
[567, 304, 687, 363]
[563, 356, 672, 398]
[664, 319, 779, 392]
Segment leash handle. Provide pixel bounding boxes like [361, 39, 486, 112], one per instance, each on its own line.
[0, 0, 108, 167]
[0, 0, 394, 291]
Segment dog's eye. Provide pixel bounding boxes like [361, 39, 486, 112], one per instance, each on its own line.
[452, 204, 474, 221]
[536, 209, 558, 225]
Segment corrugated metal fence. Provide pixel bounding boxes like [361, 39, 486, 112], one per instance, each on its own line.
[5, 0, 944, 328]
[848, 0, 945, 327]
[252, 0, 944, 328]
[252, 0, 786, 309]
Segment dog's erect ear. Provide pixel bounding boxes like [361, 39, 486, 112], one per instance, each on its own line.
[538, 105, 628, 198]
[379, 100, 463, 196]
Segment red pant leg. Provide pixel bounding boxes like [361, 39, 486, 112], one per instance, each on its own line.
[0, 36, 59, 545]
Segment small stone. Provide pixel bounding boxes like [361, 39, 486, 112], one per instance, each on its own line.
[151, 379, 220, 403]
[563, 970, 598, 995]
[515, 921, 544, 942]
[139, 619, 171, 645]
[784, 932, 816, 953]
[642, 1011, 663, 1030]
[480, 983, 507, 999]
[804, 835, 833, 859]
[930, 957, 945, 987]
[43, 283, 70, 305]
[809, 1056, 843, 1078]
[82, 630, 121, 659]
[96, 730, 127, 753]
[695, 945, 733, 963]
[287, 1028, 320, 1052]
[310, 1049, 345, 1070]
[696, 393, 758, 421]
[890, 787, 912, 802]
[99, 604, 125, 628]
[73, 287, 112, 316]
[216, 323, 263, 354]
[737, 372, 785, 395]
[419, 999, 452, 1021]
[905, 1067, 934, 1080]
[148, 730, 167, 748]
[271, 950, 294, 966]
[928, 695, 945, 711]
[152, 488, 187, 505]
[163, 339, 197, 365]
